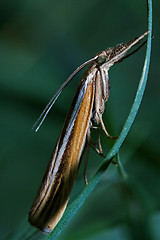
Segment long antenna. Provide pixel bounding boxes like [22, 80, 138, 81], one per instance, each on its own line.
[33, 56, 97, 132]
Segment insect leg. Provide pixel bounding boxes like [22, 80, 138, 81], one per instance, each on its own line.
[89, 125, 105, 157]
[97, 112, 117, 140]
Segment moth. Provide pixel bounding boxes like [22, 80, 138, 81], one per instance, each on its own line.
[29, 32, 148, 234]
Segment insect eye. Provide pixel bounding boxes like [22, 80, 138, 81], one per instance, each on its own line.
[97, 55, 107, 65]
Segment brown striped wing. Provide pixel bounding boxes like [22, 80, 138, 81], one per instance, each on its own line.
[29, 66, 97, 234]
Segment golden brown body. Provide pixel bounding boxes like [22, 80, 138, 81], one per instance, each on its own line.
[29, 66, 96, 234]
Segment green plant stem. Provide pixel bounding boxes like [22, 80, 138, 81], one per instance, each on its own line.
[47, 0, 152, 239]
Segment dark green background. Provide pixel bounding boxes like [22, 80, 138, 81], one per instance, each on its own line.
[0, 1, 159, 239]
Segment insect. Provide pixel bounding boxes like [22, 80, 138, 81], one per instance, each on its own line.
[28, 32, 149, 234]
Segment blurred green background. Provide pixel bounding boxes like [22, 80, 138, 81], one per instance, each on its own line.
[0, 0, 159, 239]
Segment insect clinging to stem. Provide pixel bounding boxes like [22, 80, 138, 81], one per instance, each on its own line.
[28, 31, 149, 234]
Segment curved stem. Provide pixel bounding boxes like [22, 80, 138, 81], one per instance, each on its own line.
[47, 0, 152, 239]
